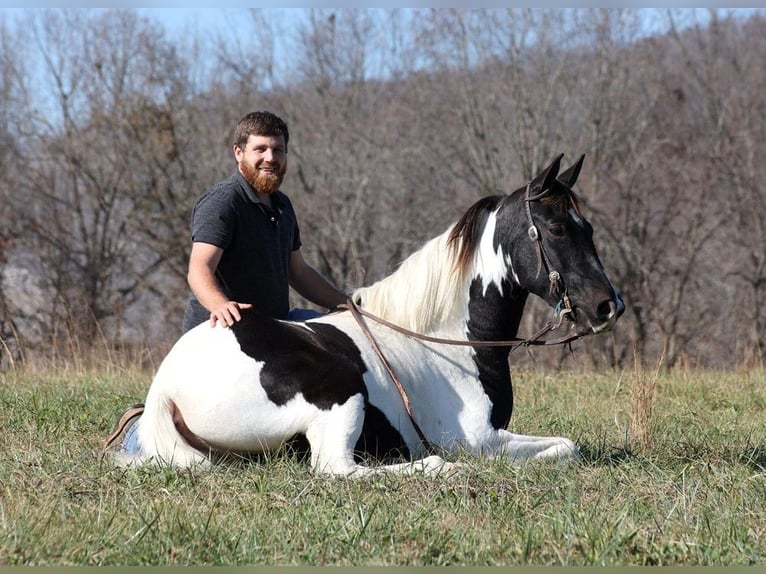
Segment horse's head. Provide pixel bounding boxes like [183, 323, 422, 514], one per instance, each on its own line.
[495, 154, 624, 336]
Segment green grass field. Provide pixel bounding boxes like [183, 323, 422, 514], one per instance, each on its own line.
[1, 365, 765, 565]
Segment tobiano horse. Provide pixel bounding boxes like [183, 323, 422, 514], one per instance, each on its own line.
[116, 154, 624, 476]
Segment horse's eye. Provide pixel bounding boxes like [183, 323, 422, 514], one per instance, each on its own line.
[548, 224, 565, 237]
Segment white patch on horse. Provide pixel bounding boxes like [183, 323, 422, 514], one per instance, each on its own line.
[474, 211, 512, 294]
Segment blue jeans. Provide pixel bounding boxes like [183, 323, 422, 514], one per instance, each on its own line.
[287, 308, 323, 321]
[122, 420, 140, 454]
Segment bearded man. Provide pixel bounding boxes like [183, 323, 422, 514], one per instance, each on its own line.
[182, 110, 347, 332]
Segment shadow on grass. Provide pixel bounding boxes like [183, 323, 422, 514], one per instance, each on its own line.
[573, 435, 766, 472]
[224, 437, 645, 471]
[576, 441, 636, 466]
[217, 434, 313, 468]
[221, 432, 422, 470]
[734, 443, 766, 471]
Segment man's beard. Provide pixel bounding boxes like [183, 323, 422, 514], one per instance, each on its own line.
[240, 161, 285, 195]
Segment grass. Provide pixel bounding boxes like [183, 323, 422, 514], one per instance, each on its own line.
[1, 365, 766, 565]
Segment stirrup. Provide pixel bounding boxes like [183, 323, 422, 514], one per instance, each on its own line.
[102, 403, 144, 452]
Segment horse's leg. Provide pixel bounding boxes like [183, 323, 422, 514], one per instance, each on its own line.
[494, 429, 579, 462]
[304, 394, 461, 478]
[304, 394, 369, 476]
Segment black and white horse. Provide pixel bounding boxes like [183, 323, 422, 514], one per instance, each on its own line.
[120, 154, 624, 476]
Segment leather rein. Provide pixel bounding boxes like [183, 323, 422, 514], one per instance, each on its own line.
[336, 183, 582, 453]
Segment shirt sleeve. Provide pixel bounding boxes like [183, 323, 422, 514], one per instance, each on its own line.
[190, 186, 236, 249]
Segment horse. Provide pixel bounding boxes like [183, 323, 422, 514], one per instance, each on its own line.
[116, 153, 624, 477]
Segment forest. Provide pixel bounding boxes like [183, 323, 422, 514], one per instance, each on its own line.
[0, 8, 764, 371]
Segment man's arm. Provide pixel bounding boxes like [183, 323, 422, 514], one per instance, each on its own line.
[289, 249, 348, 311]
[187, 241, 253, 327]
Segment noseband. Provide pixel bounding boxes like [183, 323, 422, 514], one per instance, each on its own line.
[524, 183, 573, 321]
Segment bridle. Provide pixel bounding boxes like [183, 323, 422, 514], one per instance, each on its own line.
[336, 182, 582, 453]
[524, 182, 574, 322]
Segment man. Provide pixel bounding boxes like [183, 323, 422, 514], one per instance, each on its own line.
[104, 111, 348, 456]
[182, 110, 347, 332]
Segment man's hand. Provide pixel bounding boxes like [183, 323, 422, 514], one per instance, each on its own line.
[209, 301, 253, 328]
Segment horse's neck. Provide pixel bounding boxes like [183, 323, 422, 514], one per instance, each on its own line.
[459, 280, 528, 429]
[468, 281, 528, 340]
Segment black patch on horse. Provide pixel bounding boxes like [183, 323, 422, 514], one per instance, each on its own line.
[466, 277, 528, 430]
[232, 309, 408, 459]
[231, 310, 369, 410]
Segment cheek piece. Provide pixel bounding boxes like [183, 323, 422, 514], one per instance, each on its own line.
[524, 184, 573, 327]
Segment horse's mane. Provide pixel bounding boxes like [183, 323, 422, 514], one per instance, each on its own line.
[351, 196, 504, 333]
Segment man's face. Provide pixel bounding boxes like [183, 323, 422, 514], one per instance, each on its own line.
[234, 133, 287, 195]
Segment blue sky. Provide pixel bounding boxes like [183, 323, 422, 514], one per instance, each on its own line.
[2, 7, 765, 40]
[136, 8, 267, 40]
[4, 2, 766, 9]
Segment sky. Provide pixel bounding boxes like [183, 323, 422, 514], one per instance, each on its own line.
[0, 7, 262, 33]
[2, 7, 765, 47]
[4, 2, 766, 9]
[135, 8, 268, 41]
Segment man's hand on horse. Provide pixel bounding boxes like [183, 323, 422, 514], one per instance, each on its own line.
[210, 301, 253, 328]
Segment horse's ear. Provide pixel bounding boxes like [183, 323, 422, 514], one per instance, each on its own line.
[529, 153, 564, 193]
[557, 154, 585, 189]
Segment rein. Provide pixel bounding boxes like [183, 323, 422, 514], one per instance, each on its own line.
[338, 298, 580, 350]
[336, 182, 581, 454]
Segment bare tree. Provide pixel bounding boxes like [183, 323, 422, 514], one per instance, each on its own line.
[666, 10, 766, 366]
[0, 14, 26, 366]
[4, 9, 204, 349]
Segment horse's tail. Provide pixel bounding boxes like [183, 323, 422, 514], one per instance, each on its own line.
[135, 393, 210, 468]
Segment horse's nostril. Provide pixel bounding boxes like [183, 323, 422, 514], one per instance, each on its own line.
[597, 299, 616, 321]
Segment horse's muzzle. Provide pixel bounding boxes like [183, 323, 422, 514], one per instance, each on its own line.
[574, 290, 624, 335]
[589, 291, 625, 334]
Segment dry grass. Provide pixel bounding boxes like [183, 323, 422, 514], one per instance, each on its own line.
[629, 349, 663, 451]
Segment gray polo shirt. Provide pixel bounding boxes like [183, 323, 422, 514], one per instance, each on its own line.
[182, 172, 301, 331]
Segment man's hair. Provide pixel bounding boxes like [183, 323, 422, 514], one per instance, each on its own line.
[233, 111, 290, 150]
